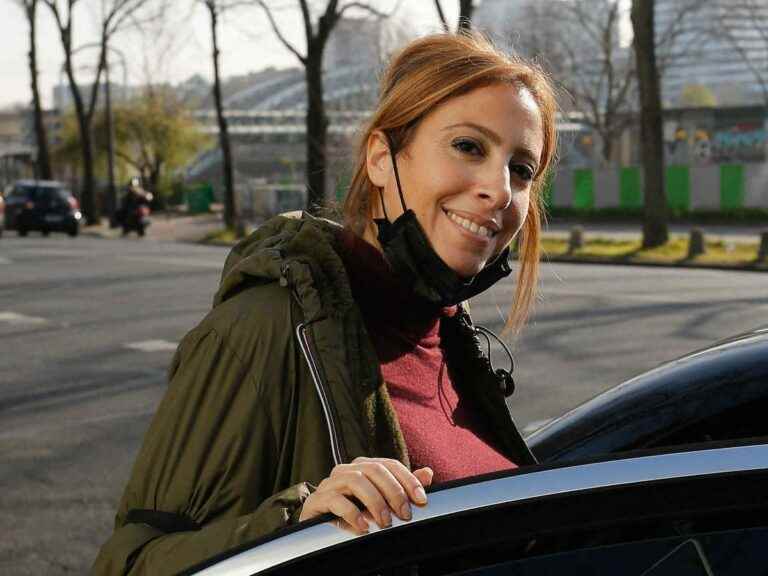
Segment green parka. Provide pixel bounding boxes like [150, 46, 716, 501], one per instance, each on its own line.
[92, 214, 535, 575]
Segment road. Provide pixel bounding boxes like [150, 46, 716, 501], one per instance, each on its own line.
[1, 233, 766, 574]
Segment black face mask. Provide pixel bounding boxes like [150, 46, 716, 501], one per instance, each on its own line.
[373, 147, 513, 307]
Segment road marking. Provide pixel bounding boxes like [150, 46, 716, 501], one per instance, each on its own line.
[523, 419, 551, 435]
[124, 339, 178, 352]
[0, 311, 47, 326]
[119, 256, 222, 269]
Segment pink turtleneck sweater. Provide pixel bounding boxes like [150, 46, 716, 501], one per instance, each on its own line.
[339, 231, 517, 483]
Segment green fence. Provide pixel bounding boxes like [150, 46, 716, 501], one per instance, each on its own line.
[187, 183, 214, 214]
[619, 167, 642, 209]
[720, 164, 745, 210]
[550, 163, 765, 212]
[573, 169, 595, 209]
[666, 165, 690, 211]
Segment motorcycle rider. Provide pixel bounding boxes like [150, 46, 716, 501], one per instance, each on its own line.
[119, 177, 152, 236]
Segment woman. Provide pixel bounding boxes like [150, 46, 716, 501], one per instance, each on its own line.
[93, 31, 558, 575]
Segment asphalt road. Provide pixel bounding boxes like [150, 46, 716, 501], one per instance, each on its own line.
[1, 233, 766, 575]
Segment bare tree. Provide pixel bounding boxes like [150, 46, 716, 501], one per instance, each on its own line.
[256, 0, 385, 211]
[42, 0, 157, 224]
[705, 0, 768, 104]
[632, 0, 668, 248]
[199, 0, 239, 230]
[434, 0, 474, 32]
[14, 0, 53, 180]
[511, 0, 636, 165]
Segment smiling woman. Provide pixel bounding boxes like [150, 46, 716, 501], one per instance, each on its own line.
[345, 32, 558, 330]
[93, 32, 559, 576]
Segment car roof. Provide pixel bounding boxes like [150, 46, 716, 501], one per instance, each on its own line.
[190, 442, 768, 576]
[527, 329, 768, 460]
[14, 180, 67, 188]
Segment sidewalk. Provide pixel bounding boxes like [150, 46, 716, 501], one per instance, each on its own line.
[82, 213, 767, 271]
[542, 222, 767, 244]
[82, 212, 224, 243]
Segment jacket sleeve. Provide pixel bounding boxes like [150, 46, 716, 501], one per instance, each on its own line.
[92, 327, 313, 576]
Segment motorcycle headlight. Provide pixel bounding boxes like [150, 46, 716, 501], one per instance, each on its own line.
[73, 211, 82, 220]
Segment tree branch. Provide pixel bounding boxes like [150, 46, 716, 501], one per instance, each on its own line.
[433, 0, 449, 32]
[338, 1, 388, 19]
[255, 0, 306, 63]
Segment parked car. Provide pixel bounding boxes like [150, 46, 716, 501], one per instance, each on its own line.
[0, 190, 5, 237]
[179, 328, 768, 575]
[527, 326, 768, 462]
[3, 180, 82, 237]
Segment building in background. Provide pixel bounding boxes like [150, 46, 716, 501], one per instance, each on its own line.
[52, 82, 140, 112]
[656, 0, 768, 106]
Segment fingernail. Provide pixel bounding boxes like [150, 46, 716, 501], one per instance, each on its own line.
[414, 487, 427, 504]
[357, 516, 369, 532]
[400, 503, 412, 520]
[380, 508, 392, 527]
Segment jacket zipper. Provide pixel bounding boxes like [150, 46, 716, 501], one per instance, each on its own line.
[295, 322, 345, 467]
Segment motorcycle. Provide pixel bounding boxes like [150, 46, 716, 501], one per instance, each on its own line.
[113, 191, 153, 237]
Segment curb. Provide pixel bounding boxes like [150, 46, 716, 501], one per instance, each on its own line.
[541, 253, 768, 272]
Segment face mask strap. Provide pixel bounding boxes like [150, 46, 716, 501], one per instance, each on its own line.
[385, 135, 408, 214]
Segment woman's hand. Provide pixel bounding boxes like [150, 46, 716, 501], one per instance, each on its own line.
[299, 457, 433, 534]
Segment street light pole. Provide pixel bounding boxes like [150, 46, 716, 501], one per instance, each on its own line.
[104, 49, 117, 216]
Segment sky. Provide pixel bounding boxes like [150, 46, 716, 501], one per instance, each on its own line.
[0, 1, 454, 110]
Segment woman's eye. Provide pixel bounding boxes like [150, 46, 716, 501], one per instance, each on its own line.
[452, 139, 483, 156]
[510, 163, 534, 182]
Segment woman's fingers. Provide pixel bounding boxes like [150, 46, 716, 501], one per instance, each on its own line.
[413, 466, 434, 488]
[328, 470, 393, 528]
[301, 459, 434, 532]
[326, 493, 370, 534]
[357, 458, 430, 507]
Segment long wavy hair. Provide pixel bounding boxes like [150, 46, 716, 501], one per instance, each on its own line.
[343, 32, 559, 332]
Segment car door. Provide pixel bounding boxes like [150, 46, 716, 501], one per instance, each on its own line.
[186, 441, 768, 576]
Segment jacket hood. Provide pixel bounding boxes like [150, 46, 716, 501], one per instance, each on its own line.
[213, 213, 356, 322]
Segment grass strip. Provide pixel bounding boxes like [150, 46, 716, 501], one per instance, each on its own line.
[541, 236, 767, 269]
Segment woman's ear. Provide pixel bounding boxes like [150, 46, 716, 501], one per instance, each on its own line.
[366, 130, 392, 188]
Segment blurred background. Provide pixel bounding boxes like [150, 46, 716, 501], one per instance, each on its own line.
[1, 0, 768, 574]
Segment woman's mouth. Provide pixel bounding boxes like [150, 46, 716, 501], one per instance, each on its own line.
[443, 209, 497, 240]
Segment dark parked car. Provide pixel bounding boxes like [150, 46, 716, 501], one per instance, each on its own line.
[0, 190, 5, 237]
[4, 180, 82, 237]
[178, 328, 768, 575]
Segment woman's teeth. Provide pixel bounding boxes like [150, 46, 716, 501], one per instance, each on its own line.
[446, 210, 494, 238]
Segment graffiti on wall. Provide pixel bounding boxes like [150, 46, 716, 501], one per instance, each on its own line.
[664, 121, 766, 164]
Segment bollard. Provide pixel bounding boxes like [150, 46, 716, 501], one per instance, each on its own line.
[568, 226, 584, 253]
[759, 231, 768, 260]
[687, 228, 705, 258]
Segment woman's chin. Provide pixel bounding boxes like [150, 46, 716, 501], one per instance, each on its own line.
[443, 257, 486, 279]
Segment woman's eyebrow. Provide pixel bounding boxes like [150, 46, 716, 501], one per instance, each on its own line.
[444, 122, 502, 145]
[444, 122, 539, 166]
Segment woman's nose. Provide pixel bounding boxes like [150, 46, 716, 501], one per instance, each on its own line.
[475, 165, 512, 210]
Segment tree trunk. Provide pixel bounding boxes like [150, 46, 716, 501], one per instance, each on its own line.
[63, 55, 99, 224]
[458, 0, 474, 31]
[209, 2, 238, 230]
[631, 0, 668, 248]
[599, 130, 614, 166]
[27, 0, 52, 180]
[305, 52, 328, 212]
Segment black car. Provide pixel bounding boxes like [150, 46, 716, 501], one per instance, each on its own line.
[0, 190, 5, 237]
[182, 328, 768, 575]
[4, 180, 82, 237]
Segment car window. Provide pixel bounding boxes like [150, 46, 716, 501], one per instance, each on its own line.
[643, 397, 768, 449]
[9, 186, 32, 199]
[256, 464, 768, 576]
[438, 527, 767, 575]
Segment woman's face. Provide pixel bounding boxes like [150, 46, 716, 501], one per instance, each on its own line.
[366, 83, 544, 278]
